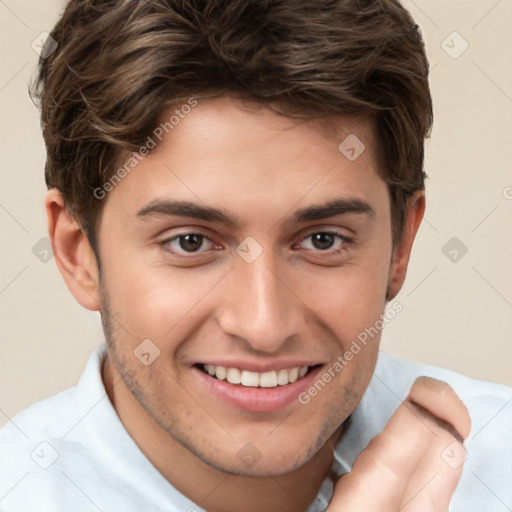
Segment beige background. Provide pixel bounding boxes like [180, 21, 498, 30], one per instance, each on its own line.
[1, 0, 511, 429]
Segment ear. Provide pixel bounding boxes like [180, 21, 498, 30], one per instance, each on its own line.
[386, 190, 426, 301]
[45, 189, 100, 311]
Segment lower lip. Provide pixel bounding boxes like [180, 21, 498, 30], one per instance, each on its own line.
[193, 365, 324, 412]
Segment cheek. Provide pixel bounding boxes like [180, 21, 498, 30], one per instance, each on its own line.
[293, 253, 391, 347]
[100, 252, 225, 342]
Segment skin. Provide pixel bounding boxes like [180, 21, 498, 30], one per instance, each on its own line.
[46, 96, 468, 511]
[328, 377, 471, 511]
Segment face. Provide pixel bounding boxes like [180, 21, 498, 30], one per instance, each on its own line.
[96, 96, 395, 476]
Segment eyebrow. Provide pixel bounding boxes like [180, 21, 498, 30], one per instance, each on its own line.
[135, 197, 375, 227]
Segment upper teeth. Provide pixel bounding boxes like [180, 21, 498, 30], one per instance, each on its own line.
[204, 364, 309, 387]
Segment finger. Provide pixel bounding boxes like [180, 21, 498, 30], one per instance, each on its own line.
[399, 401, 467, 512]
[328, 399, 433, 510]
[408, 376, 471, 441]
[327, 378, 470, 512]
[400, 378, 471, 511]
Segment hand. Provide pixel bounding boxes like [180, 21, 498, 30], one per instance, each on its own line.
[327, 377, 471, 511]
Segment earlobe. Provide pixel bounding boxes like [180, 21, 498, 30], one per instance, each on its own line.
[45, 189, 101, 311]
[386, 191, 426, 301]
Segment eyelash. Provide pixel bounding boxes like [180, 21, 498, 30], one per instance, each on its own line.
[295, 231, 351, 255]
[160, 230, 352, 258]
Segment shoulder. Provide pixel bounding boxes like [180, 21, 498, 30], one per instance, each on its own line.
[374, 352, 512, 443]
[0, 345, 107, 446]
[0, 345, 186, 512]
[0, 386, 80, 511]
[351, 351, 511, 434]
[375, 350, 512, 400]
[0, 371, 85, 459]
[0, 346, 106, 511]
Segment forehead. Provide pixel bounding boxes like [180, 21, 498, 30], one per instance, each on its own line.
[154, 96, 379, 163]
[103, 96, 388, 228]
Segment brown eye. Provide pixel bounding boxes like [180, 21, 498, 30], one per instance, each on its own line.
[178, 234, 204, 252]
[163, 233, 215, 254]
[299, 231, 346, 252]
[310, 233, 336, 250]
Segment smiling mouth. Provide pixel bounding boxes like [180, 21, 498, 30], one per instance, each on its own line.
[196, 363, 320, 388]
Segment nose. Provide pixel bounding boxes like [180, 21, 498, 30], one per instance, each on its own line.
[216, 249, 307, 354]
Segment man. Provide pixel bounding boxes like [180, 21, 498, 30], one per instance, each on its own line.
[1, 1, 510, 511]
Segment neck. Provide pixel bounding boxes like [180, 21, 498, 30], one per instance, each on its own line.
[103, 356, 345, 512]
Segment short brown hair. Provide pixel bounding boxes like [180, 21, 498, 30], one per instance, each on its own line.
[33, 0, 433, 252]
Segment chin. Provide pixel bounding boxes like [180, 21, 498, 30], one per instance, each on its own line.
[210, 452, 312, 478]
[191, 434, 320, 477]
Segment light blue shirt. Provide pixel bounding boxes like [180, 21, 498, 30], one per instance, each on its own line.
[1, 345, 510, 511]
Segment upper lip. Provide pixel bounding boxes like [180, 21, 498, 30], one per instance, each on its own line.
[194, 360, 322, 372]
